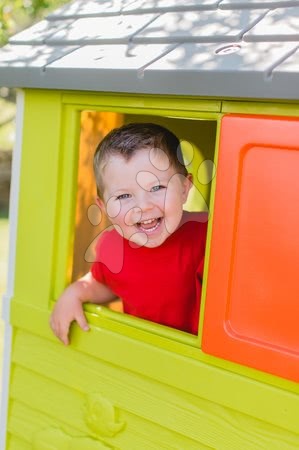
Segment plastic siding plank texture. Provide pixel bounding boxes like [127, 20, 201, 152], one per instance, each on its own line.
[46, 43, 174, 70]
[42, 43, 177, 92]
[42, 43, 176, 93]
[10, 336, 299, 449]
[45, 14, 158, 45]
[60, 92, 221, 112]
[9, 351, 211, 449]
[244, 6, 299, 41]
[132, 9, 268, 43]
[123, 0, 220, 13]
[10, 303, 299, 434]
[142, 41, 299, 98]
[221, 101, 299, 115]
[10, 369, 206, 449]
[9, 19, 73, 45]
[219, 0, 298, 8]
[13, 91, 63, 307]
[8, 400, 208, 450]
[47, 0, 134, 19]
[272, 46, 299, 86]
[145, 41, 297, 72]
[7, 434, 31, 450]
[273, 45, 299, 72]
[0, 1, 299, 98]
[0, 44, 79, 68]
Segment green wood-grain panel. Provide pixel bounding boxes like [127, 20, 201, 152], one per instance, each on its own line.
[9, 401, 207, 450]
[10, 330, 299, 449]
[7, 434, 31, 450]
[13, 90, 63, 307]
[62, 92, 221, 114]
[8, 400, 114, 449]
[9, 368, 209, 449]
[10, 303, 299, 438]
[8, 401, 115, 450]
[222, 101, 299, 116]
[8, 89, 299, 450]
[198, 116, 222, 346]
[52, 104, 81, 299]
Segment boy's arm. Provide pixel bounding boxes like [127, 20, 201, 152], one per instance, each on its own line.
[49, 272, 117, 345]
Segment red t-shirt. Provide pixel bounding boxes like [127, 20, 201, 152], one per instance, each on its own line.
[91, 211, 208, 334]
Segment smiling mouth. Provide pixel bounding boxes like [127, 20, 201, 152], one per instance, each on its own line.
[136, 217, 162, 233]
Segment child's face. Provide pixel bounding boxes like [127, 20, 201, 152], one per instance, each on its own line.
[98, 148, 192, 248]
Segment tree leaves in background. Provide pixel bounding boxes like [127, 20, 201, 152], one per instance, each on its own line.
[0, 0, 69, 46]
[0, 0, 69, 143]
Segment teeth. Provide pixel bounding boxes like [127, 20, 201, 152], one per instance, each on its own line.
[141, 218, 155, 224]
[136, 217, 161, 234]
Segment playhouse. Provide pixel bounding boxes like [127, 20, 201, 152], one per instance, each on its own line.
[0, 0, 299, 448]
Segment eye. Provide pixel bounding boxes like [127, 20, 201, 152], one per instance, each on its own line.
[116, 193, 131, 200]
[151, 185, 165, 192]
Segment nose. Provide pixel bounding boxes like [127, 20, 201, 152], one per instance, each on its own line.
[135, 190, 154, 212]
[124, 192, 154, 226]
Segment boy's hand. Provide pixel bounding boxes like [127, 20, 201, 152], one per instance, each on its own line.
[49, 272, 117, 345]
[49, 288, 90, 345]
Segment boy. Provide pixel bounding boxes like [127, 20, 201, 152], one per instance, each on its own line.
[50, 123, 208, 345]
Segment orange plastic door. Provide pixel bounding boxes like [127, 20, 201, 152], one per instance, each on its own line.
[202, 114, 299, 382]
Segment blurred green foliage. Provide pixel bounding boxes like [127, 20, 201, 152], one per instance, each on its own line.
[0, 0, 69, 151]
[0, 0, 69, 104]
[0, 0, 69, 46]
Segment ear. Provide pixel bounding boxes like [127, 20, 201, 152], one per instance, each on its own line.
[96, 196, 106, 213]
[182, 173, 193, 202]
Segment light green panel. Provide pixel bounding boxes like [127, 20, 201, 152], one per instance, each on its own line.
[7, 89, 299, 450]
[9, 400, 205, 450]
[9, 368, 207, 449]
[63, 92, 222, 113]
[13, 90, 63, 306]
[222, 101, 299, 116]
[197, 115, 222, 344]
[7, 434, 31, 450]
[9, 329, 299, 449]
[9, 401, 202, 450]
[51, 105, 81, 297]
[10, 303, 299, 436]
[84, 302, 199, 348]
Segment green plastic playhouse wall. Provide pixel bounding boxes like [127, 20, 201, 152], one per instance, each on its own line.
[5, 89, 299, 449]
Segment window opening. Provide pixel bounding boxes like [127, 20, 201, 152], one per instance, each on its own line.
[71, 111, 217, 334]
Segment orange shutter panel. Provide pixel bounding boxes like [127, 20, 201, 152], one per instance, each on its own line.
[202, 114, 299, 382]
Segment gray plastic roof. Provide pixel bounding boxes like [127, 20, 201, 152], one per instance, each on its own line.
[0, 0, 299, 100]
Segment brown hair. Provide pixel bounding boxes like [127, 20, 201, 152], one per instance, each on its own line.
[93, 122, 188, 197]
